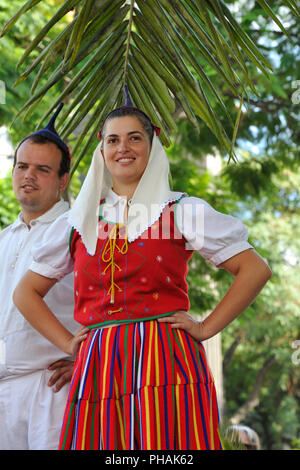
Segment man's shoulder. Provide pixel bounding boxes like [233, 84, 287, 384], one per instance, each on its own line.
[0, 220, 19, 239]
[38, 200, 70, 224]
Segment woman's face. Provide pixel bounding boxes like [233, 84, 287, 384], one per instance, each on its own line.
[101, 115, 151, 189]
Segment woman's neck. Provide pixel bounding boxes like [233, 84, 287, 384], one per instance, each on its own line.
[112, 181, 138, 202]
[112, 182, 139, 224]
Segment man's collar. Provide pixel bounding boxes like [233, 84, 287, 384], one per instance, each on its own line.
[11, 199, 69, 231]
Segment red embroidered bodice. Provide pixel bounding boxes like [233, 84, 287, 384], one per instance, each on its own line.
[70, 202, 194, 327]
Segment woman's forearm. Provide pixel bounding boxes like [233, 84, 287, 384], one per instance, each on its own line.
[202, 255, 272, 340]
[158, 249, 272, 342]
[13, 271, 74, 355]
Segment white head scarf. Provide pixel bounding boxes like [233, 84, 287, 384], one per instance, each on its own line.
[68, 134, 183, 255]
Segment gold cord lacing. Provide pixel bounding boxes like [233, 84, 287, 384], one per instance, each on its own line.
[101, 224, 128, 305]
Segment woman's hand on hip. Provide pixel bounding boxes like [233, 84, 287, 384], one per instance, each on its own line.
[158, 311, 206, 342]
[66, 325, 89, 356]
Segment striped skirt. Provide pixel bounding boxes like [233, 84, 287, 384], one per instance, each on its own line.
[59, 320, 222, 450]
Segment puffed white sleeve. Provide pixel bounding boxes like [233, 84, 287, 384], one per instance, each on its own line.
[30, 211, 74, 280]
[175, 196, 253, 266]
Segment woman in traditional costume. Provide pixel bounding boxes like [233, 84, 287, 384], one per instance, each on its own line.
[13, 92, 272, 450]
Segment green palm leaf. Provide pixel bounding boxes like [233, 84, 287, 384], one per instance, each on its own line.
[1, 0, 299, 174]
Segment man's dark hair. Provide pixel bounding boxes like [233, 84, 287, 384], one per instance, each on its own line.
[14, 134, 70, 176]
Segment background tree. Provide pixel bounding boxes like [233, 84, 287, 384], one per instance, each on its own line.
[166, 1, 300, 449]
[1, 0, 299, 170]
[0, 0, 71, 226]
[0, 0, 299, 449]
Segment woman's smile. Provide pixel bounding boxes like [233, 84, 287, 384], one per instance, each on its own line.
[116, 156, 136, 164]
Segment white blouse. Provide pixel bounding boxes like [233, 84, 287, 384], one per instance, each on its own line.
[30, 190, 252, 280]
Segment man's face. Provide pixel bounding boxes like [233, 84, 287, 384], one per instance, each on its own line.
[12, 140, 69, 223]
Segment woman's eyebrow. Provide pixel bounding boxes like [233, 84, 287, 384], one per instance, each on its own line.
[106, 130, 144, 138]
[128, 131, 143, 135]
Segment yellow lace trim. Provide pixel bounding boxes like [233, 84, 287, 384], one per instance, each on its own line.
[101, 224, 128, 304]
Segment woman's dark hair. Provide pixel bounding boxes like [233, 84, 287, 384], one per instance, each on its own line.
[13, 134, 70, 176]
[101, 107, 154, 143]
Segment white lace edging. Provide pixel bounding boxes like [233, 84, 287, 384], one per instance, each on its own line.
[68, 193, 188, 254]
[67, 209, 101, 256]
[68, 219, 94, 255]
[127, 193, 187, 243]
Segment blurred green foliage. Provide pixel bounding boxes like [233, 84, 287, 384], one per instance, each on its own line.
[0, 0, 299, 449]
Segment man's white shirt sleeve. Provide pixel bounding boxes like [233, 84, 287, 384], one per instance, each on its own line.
[30, 211, 74, 280]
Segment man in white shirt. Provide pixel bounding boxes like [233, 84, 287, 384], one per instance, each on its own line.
[0, 105, 78, 450]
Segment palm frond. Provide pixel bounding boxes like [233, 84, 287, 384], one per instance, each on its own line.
[2, 0, 299, 173]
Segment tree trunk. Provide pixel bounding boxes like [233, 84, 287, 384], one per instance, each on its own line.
[222, 334, 244, 375]
[229, 355, 276, 425]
